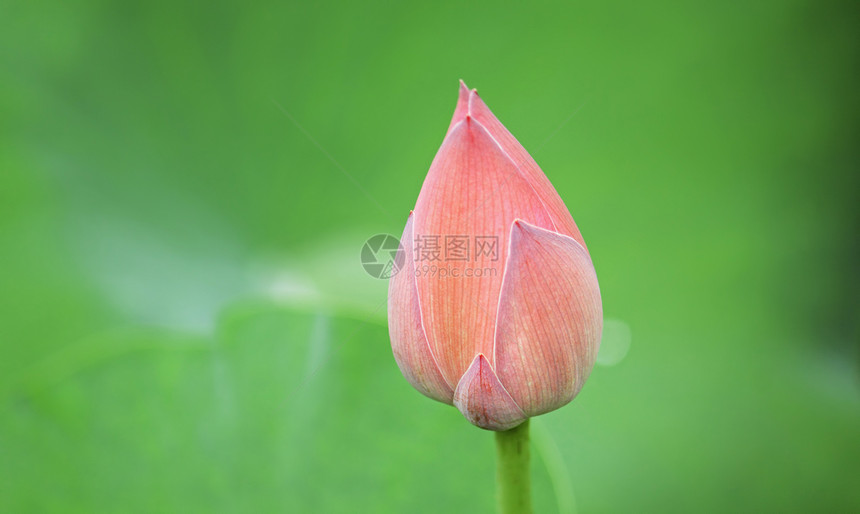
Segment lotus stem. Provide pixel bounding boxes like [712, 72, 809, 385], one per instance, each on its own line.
[495, 419, 532, 514]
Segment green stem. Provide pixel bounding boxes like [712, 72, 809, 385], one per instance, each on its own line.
[495, 419, 532, 514]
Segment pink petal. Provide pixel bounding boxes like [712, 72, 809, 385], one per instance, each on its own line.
[413, 117, 555, 385]
[467, 90, 587, 250]
[453, 354, 527, 431]
[388, 213, 454, 404]
[444, 80, 471, 136]
[494, 220, 602, 416]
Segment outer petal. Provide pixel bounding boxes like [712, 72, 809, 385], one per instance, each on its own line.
[388, 213, 454, 404]
[453, 354, 527, 431]
[413, 118, 555, 386]
[466, 87, 587, 250]
[494, 220, 602, 416]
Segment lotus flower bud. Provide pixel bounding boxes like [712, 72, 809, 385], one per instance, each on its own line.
[388, 81, 602, 431]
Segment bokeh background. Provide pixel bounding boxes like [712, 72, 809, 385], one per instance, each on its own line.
[2, 0, 858, 512]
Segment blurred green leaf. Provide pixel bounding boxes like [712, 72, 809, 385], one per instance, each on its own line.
[0, 307, 509, 512]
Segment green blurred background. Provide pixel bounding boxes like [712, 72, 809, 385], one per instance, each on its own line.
[2, 0, 858, 512]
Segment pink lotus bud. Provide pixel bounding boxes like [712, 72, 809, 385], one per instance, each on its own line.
[388, 81, 602, 431]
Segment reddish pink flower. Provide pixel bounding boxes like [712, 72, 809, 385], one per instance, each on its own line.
[388, 81, 602, 430]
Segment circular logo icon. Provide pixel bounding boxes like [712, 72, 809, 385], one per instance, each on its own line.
[361, 234, 405, 279]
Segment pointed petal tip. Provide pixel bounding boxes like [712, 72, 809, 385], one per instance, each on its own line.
[449, 81, 485, 130]
[453, 354, 527, 431]
[511, 218, 552, 239]
[446, 80, 473, 131]
[457, 79, 478, 95]
[511, 218, 533, 235]
[466, 86, 481, 114]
